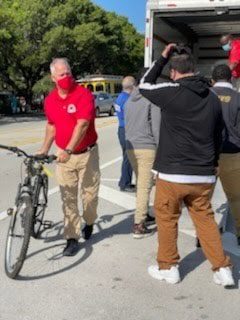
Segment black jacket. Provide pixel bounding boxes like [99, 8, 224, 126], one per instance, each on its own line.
[212, 84, 240, 153]
[139, 56, 223, 175]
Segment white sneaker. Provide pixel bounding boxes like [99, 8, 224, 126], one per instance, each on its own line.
[213, 267, 235, 287]
[148, 265, 180, 284]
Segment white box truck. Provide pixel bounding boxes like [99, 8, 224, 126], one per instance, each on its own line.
[145, 0, 240, 77]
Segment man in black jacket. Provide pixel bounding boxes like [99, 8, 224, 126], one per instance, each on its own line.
[139, 44, 234, 287]
[212, 64, 240, 246]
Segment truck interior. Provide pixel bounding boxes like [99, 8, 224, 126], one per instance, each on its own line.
[152, 7, 240, 77]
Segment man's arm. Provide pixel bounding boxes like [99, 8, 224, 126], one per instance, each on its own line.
[150, 104, 161, 147]
[37, 123, 55, 154]
[66, 119, 89, 151]
[213, 100, 224, 168]
[139, 43, 180, 108]
[57, 119, 89, 163]
[229, 62, 238, 71]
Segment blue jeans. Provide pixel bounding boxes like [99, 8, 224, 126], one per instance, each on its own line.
[118, 127, 133, 189]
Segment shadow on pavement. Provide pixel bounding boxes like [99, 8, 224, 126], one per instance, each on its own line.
[17, 209, 155, 281]
[180, 245, 240, 290]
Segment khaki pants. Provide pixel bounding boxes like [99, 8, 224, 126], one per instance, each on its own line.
[154, 178, 231, 271]
[56, 145, 100, 240]
[219, 153, 240, 237]
[127, 149, 156, 224]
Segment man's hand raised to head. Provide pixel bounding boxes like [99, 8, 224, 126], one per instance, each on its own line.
[162, 43, 177, 59]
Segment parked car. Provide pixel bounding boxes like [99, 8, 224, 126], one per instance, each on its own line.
[93, 92, 115, 117]
[0, 92, 14, 115]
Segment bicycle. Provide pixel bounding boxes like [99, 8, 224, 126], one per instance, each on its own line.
[0, 144, 56, 279]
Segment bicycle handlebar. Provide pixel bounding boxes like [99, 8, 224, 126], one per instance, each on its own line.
[0, 144, 57, 163]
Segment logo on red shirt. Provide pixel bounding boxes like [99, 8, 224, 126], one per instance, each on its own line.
[67, 104, 77, 113]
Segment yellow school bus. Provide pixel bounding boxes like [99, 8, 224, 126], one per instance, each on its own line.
[76, 74, 123, 97]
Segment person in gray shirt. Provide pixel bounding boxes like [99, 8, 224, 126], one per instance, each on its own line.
[125, 76, 161, 238]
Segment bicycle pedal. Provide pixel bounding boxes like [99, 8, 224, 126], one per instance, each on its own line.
[42, 220, 53, 229]
[7, 208, 14, 216]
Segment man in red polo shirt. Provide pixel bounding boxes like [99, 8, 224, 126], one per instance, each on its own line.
[38, 58, 100, 256]
[220, 34, 240, 91]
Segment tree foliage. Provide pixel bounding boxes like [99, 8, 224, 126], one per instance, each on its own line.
[0, 0, 144, 98]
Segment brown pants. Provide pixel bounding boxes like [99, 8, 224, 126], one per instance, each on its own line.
[219, 153, 240, 237]
[154, 178, 231, 271]
[56, 145, 100, 240]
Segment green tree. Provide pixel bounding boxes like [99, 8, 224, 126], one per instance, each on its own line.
[0, 0, 144, 99]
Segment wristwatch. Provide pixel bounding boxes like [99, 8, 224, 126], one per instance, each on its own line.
[64, 149, 73, 155]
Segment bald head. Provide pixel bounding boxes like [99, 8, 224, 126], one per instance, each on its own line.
[122, 76, 136, 93]
[220, 34, 233, 46]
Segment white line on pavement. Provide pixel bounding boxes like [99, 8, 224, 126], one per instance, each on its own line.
[100, 157, 122, 170]
[99, 185, 135, 210]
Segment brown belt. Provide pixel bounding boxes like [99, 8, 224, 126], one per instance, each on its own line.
[72, 143, 96, 155]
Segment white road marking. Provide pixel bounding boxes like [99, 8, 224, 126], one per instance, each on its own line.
[99, 185, 135, 210]
[100, 157, 122, 170]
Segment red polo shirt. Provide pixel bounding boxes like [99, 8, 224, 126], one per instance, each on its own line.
[229, 39, 240, 78]
[44, 83, 97, 152]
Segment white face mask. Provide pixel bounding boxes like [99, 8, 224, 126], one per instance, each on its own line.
[222, 42, 231, 52]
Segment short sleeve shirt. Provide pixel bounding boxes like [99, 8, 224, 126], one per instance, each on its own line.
[114, 92, 130, 128]
[229, 39, 240, 78]
[44, 84, 97, 152]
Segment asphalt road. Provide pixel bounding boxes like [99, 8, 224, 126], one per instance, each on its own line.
[0, 115, 239, 320]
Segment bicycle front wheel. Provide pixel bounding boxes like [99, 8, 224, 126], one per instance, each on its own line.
[5, 195, 34, 279]
[32, 175, 48, 239]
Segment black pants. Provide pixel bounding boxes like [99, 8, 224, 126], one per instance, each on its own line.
[118, 127, 132, 189]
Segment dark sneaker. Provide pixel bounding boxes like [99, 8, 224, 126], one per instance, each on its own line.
[145, 213, 156, 226]
[120, 184, 136, 193]
[82, 224, 93, 240]
[63, 239, 79, 256]
[133, 223, 153, 239]
[237, 236, 240, 246]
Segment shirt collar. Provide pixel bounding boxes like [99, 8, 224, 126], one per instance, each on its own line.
[214, 82, 233, 89]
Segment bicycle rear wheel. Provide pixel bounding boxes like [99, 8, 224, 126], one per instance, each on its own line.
[5, 195, 33, 279]
[32, 175, 48, 239]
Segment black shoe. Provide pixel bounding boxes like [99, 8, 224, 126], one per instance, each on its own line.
[120, 184, 136, 192]
[237, 236, 240, 246]
[63, 239, 79, 256]
[82, 224, 93, 240]
[196, 237, 201, 248]
[133, 223, 153, 239]
[145, 213, 156, 226]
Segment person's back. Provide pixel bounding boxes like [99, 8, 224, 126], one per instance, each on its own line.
[212, 85, 240, 152]
[125, 88, 160, 150]
[141, 75, 222, 176]
[212, 64, 240, 246]
[124, 87, 161, 238]
[139, 45, 233, 287]
[115, 76, 136, 192]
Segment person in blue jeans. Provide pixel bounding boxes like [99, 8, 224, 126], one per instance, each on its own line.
[115, 76, 136, 192]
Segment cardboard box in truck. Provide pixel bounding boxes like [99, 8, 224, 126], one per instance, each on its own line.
[145, 0, 240, 77]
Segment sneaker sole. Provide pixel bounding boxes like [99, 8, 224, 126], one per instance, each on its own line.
[133, 232, 154, 239]
[148, 272, 180, 284]
[145, 221, 156, 226]
[213, 275, 235, 287]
